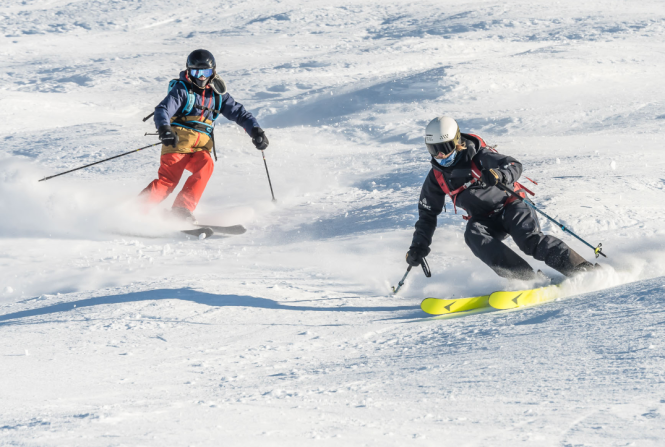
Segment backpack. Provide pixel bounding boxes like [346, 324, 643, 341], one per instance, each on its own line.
[168, 79, 224, 123]
[142, 75, 227, 134]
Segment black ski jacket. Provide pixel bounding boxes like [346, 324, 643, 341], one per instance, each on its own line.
[410, 135, 523, 251]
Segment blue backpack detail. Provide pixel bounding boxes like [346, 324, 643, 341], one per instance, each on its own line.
[168, 80, 196, 116]
[168, 79, 223, 121]
[142, 78, 224, 127]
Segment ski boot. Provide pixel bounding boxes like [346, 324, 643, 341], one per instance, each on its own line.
[570, 261, 602, 276]
[170, 207, 198, 224]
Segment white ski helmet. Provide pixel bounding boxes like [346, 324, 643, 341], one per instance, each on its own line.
[425, 116, 461, 157]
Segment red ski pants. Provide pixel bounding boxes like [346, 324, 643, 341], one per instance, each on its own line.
[141, 151, 214, 211]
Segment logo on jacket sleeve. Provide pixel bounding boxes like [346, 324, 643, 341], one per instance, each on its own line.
[419, 197, 431, 210]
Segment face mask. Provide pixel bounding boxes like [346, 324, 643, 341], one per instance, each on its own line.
[436, 150, 457, 167]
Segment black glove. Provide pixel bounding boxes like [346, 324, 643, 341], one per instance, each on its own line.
[251, 127, 269, 150]
[481, 168, 504, 188]
[158, 125, 179, 148]
[406, 246, 430, 267]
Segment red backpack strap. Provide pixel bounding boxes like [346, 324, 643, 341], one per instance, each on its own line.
[466, 133, 501, 154]
[433, 170, 451, 196]
[465, 133, 486, 148]
[470, 160, 482, 180]
[434, 164, 482, 215]
[433, 170, 458, 214]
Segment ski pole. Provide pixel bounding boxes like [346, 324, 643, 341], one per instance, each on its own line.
[261, 150, 277, 202]
[392, 258, 432, 294]
[211, 130, 218, 162]
[392, 265, 411, 294]
[38, 142, 161, 182]
[496, 182, 606, 258]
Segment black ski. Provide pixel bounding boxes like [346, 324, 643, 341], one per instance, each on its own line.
[194, 224, 246, 235]
[181, 227, 214, 238]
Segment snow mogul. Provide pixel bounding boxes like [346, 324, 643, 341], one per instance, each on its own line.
[406, 116, 596, 280]
[140, 49, 269, 222]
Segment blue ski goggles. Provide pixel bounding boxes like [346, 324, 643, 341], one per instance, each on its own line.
[189, 68, 214, 78]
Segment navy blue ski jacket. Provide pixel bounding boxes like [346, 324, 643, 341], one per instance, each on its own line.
[153, 71, 259, 134]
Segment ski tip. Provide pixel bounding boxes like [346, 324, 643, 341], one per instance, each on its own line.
[228, 225, 247, 235]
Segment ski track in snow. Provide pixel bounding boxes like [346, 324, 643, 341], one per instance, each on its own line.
[1, 0, 665, 445]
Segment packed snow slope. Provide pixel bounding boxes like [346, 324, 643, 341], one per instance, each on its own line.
[2, 0, 665, 445]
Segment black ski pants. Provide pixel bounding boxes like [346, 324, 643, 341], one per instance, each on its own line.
[464, 201, 587, 280]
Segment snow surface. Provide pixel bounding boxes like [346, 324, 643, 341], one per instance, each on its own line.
[2, 0, 665, 445]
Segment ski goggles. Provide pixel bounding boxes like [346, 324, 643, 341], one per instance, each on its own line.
[189, 68, 214, 78]
[426, 129, 461, 157]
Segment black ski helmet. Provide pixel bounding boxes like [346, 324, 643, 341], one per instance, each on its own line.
[187, 49, 216, 70]
[186, 49, 216, 88]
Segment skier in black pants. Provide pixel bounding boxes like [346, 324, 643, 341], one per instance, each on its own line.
[407, 116, 594, 280]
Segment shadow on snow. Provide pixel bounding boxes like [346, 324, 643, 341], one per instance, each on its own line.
[0, 288, 418, 326]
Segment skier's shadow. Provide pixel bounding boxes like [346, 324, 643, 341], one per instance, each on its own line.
[0, 288, 419, 326]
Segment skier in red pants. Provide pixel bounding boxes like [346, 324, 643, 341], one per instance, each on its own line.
[144, 151, 215, 214]
[141, 49, 269, 222]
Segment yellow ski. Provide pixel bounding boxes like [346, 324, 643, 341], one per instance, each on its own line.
[488, 285, 561, 310]
[421, 295, 490, 315]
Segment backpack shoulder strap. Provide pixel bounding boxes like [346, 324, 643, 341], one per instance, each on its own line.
[211, 91, 224, 120]
[470, 160, 482, 179]
[433, 170, 452, 196]
[433, 162, 482, 215]
[464, 133, 500, 153]
[167, 79, 179, 92]
[464, 133, 486, 148]
[167, 79, 196, 116]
